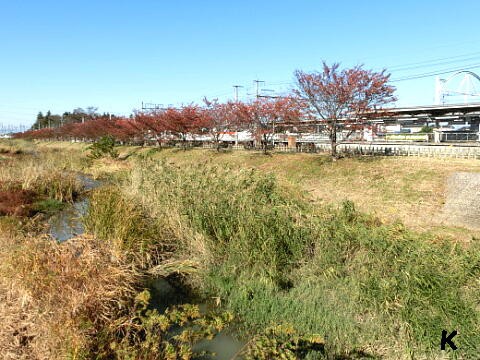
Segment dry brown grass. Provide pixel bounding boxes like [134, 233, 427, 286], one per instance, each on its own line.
[300, 156, 480, 241]
[0, 154, 83, 202]
[0, 227, 140, 359]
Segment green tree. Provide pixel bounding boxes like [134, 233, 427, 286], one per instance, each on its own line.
[33, 112, 44, 129]
[420, 125, 433, 133]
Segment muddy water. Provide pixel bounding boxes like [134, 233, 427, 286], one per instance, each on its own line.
[48, 198, 88, 241]
[48, 174, 246, 359]
[48, 174, 101, 242]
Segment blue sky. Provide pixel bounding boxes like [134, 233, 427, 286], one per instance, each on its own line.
[1, 0, 480, 127]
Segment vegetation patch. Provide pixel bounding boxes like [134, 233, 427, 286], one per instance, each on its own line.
[87, 135, 119, 159]
[120, 158, 480, 358]
[0, 183, 38, 217]
[32, 198, 65, 215]
[2, 141, 480, 359]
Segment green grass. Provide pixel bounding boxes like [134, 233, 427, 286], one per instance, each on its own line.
[32, 198, 65, 214]
[131, 147, 480, 242]
[83, 185, 171, 268]
[82, 157, 480, 359]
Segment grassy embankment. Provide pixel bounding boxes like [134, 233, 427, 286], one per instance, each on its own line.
[85, 146, 480, 358]
[1, 140, 480, 359]
[128, 147, 480, 241]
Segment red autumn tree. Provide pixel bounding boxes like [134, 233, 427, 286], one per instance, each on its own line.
[294, 62, 396, 158]
[162, 105, 206, 148]
[203, 98, 239, 151]
[232, 97, 302, 154]
[134, 111, 168, 146]
[113, 118, 145, 143]
[260, 96, 303, 151]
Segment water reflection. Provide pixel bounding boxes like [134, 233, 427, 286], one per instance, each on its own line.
[48, 174, 101, 242]
[49, 198, 88, 242]
[148, 277, 246, 360]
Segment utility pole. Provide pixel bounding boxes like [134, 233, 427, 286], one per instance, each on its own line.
[233, 85, 243, 102]
[253, 80, 265, 99]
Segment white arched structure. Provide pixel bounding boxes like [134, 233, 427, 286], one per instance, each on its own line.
[435, 70, 480, 105]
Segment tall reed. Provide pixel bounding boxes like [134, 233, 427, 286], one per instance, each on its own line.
[116, 158, 480, 358]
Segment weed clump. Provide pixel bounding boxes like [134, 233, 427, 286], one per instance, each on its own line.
[88, 136, 119, 159]
[84, 185, 174, 267]
[127, 159, 314, 286]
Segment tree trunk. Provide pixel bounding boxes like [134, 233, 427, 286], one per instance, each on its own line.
[330, 129, 338, 159]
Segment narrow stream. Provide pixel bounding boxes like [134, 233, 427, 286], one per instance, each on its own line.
[48, 174, 101, 242]
[48, 174, 246, 359]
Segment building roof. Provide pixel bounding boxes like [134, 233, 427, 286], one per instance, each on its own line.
[389, 103, 480, 117]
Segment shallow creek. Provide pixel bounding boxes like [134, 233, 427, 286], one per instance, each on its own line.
[48, 174, 101, 242]
[48, 174, 245, 359]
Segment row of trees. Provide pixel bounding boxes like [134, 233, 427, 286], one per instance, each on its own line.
[17, 98, 302, 153]
[16, 63, 396, 157]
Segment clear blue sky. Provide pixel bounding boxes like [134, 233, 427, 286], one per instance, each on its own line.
[1, 0, 480, 127]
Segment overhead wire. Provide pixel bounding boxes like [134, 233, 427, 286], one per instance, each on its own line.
[391, 63, 480, 82]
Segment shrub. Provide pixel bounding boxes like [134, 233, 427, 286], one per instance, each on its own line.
[87, 136, 119, 159]
[420, 125, 434, 133]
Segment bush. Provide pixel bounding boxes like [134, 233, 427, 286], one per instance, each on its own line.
[420, 125, 434, 133]
[87, 136, 118, 159]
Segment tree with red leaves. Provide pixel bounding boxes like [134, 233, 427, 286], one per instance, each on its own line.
[260, 96, 303, 152]
[133, 111, 168, 146]
[113, 118, 145, 144]
[203, 98, 238, 151]
[232, 97, 302, 154]
[162, 105, 207, 149]
[294, 62, 396, 158]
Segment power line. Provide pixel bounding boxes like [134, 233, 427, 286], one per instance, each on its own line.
[386, 51, 480, 71]
[388, 55, 480, 73]
[143, 51, 480, 107]
[263, 53, 480, 88]
[391, 63, 480, 82]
